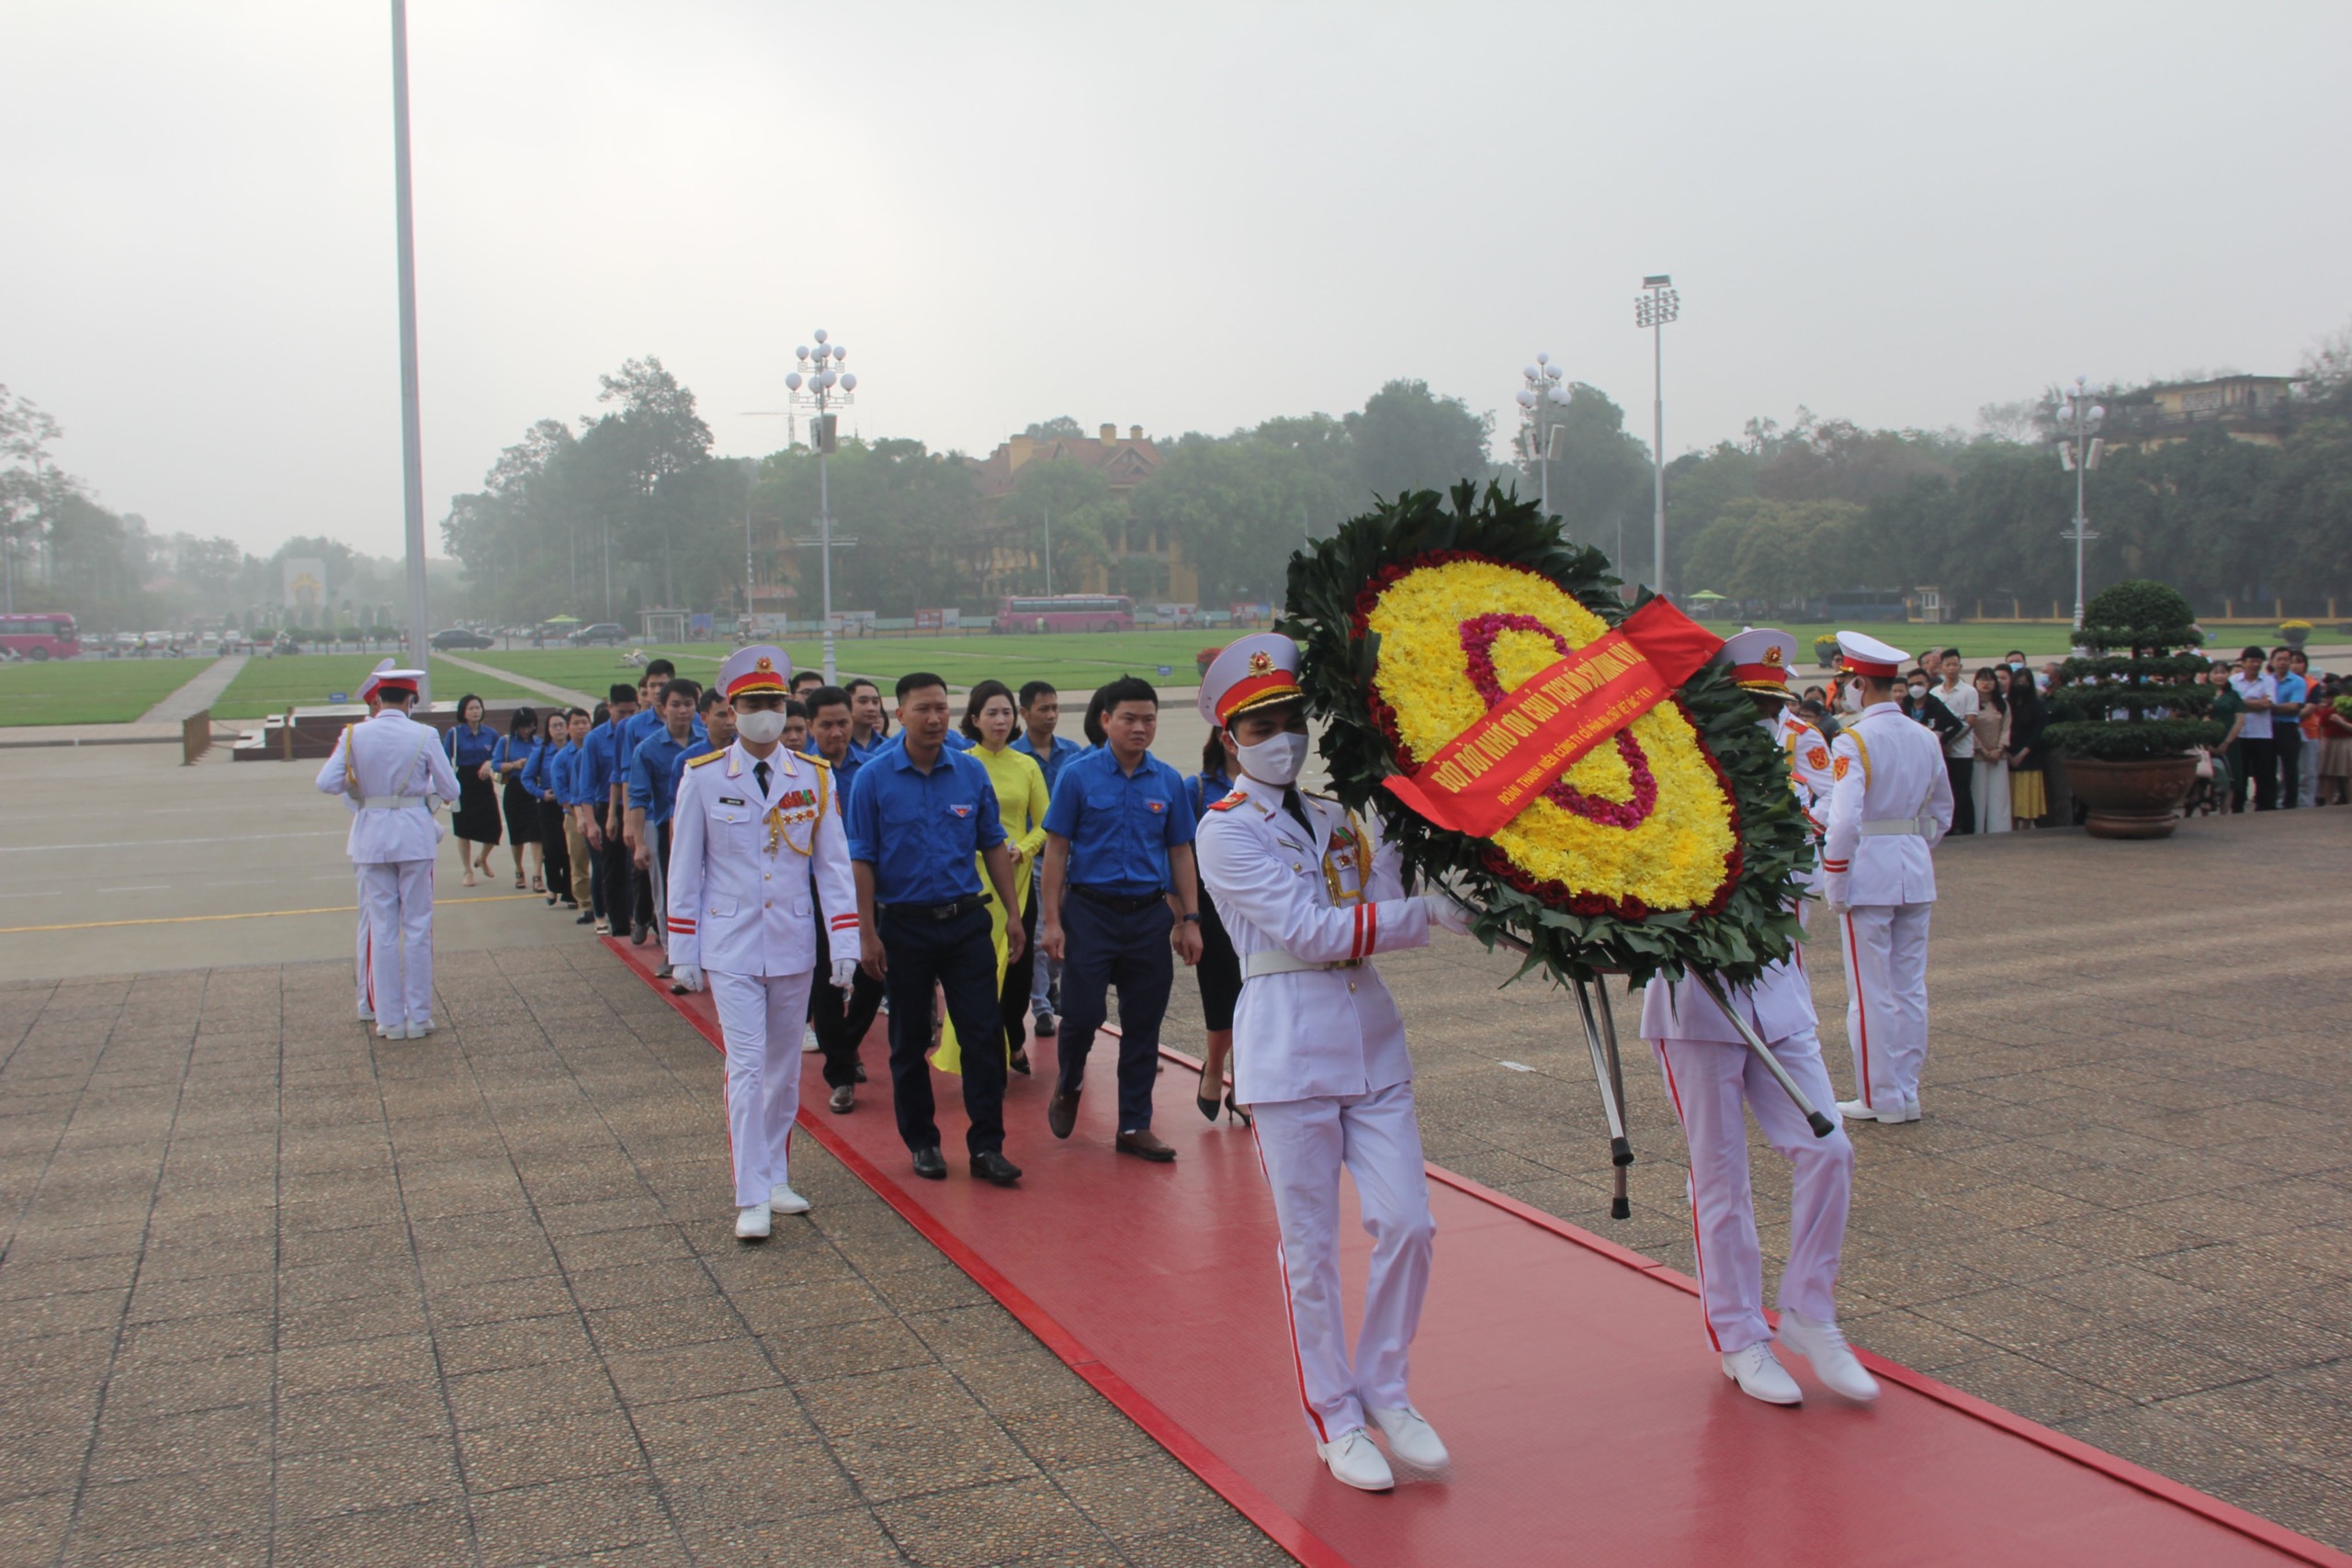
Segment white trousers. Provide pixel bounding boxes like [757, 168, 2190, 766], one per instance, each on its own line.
[1654, 1029, 1853, 1354]
[710, 968, 815, 1208]
[355, 868, 375, 1019]
[1250, 1080, 1435, 1442]
[358, 860, 435, 1030]
[1973, 757, 2011, 833]
[1839, 902, 1931, 1111]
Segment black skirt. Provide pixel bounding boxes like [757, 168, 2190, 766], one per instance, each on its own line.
[501, 778, 538, 848]
[453, 767, 502, 843]
[1195, 890, 1242, 1033]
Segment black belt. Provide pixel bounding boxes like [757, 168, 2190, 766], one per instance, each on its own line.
[1071, 884, 1168, 914]
[878, 893, 991, 922]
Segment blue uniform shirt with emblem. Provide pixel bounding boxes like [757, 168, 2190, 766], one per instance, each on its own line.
[628, 728, 695, 827]
[1042, 745, 1196, 897]
[581, 717, 625, 805]
[1012, 731, 1087, 795]
[845, 743, 1007, 906]
[545, 741, 575, 804]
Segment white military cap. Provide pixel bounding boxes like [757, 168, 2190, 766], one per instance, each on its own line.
[1715, 626, 1802, 698]
[1197, 633, 1304, 728]
[372, 667, 426, 698]
[1835, 630, 1910, 678]
[718, 645, 791, 699]
[356, 657, 397, 702]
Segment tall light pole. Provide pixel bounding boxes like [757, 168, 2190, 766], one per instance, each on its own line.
[390, 0, 431, 698]
[2053, 377, 2105, 633]
[785, 329, 857, 683]
[1634, 275, 1679, 598]
[1514, 353, 1571, 519]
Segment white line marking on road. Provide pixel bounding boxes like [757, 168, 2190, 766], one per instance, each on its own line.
[99, 885, 171, 893]
[0, 890, 63, 900]
[1500, 1060, 1534, 1072]
[0, 831, 346, 853]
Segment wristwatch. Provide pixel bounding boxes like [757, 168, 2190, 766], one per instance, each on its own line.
[1179, 911, 1201, 923]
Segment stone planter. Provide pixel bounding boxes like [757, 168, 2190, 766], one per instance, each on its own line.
[2279, 626, 2310, 650]
[2063, 753, 2199, 840]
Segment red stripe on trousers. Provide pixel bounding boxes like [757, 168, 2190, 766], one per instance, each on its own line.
[1657, 1049, 1722, 1353]
[1250, 1124, 1329, 1443]
[1843, 910, 1872, 1109]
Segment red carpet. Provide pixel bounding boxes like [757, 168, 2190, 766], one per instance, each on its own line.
[605, 938, 2346, 1568]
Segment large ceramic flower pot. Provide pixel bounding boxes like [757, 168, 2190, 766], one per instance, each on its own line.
[2064, 753, 2199, 840]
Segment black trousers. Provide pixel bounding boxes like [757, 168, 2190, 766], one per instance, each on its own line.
[879, 904, 1007, 1156]
[1001, 894, 1040, 1060]
[2242, 737, 2279, 810]
[1944, 755, 1976, 835]
[537, 798, 571, 902]
[1054, 894, 1174, 1133]
[2277, 728, 2302, 810]
[813, 913, 886, 1089]
[601, 805, 635, 930]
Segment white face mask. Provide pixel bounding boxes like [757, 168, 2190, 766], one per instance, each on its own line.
[735, 708, 787, 746]
[1907, 683, 1928, 702]
[1839, 682, 1867, 713]
[1236, 731, 1308, 787]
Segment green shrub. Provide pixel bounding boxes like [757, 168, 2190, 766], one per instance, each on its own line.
[2044, 581, 2223, 761]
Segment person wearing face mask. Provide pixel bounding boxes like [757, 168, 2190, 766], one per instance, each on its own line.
[664, 647, 860, 1242]
[1192, 634, 1472, 1495]
[1821, 632, 1953, 1126]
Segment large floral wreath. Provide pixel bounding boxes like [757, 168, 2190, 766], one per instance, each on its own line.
[1283, 482, 1813, 987]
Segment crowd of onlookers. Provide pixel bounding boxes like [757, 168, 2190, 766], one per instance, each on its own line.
[1790, 642, 2349, 829]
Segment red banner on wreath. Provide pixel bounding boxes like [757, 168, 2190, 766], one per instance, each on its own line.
[1383, 599, 1722, 838]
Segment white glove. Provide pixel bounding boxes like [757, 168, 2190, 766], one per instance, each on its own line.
[1421, 893, 1475, 936]
[831, 958, 858, 990]
[672, 964, 705, 993]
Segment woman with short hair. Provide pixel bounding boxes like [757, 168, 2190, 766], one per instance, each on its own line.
[492, 706, 542, 888]
[446, 694, 503, 886]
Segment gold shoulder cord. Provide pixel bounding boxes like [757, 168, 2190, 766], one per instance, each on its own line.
[1321, 807, 1368, 908]
[343, 723, 360, 795]
[1847, 725, 1873, 788]
[763, 761, 827, 857]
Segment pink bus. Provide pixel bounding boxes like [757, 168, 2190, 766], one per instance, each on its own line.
[993, 595, 1134, 633]
[0, 612, 80, 660]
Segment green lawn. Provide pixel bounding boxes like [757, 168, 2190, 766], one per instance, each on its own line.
[210, 654, 543, 720]
[0, 656, 212, 727]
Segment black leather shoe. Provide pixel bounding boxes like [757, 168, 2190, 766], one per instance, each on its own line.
[573, 911, 595, 926]
[1047, 1089, 1080, 1140]
[1115, 1129, 1177, 1163]
[854, 1062, 866, 1084]
[910, 1146, 947, 1180]
[830, 1084, 854, 1114]
[970, 1151, 1023, 1186]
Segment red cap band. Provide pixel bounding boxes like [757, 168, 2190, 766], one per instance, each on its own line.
[1215, 670, 1302, 725]
[1839, 655, 1899, 679]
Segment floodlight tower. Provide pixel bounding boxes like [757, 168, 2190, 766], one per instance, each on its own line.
[785, 331, 857, 683]
[1634, 275, 1679, 598]
[2053, 377, 2106, 633]
[1514, 354, 1572, 519]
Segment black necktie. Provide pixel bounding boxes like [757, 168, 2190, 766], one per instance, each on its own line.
[754, 760, 772, 800]
[1283, 788, 1315, 839]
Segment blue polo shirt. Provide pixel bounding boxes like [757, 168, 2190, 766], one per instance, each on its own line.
[543, 742, 576, 804]
[845, 742, 1007, 907]
[1042, 745, 1195, 897]
[628, 728, 695, 827]
[559, 741, 598, 807]
[521, 737, 555, 799]
[850, 729, 892, 764]
[1012, 731, 1087, 795]
[2276, 671, 2308, 726]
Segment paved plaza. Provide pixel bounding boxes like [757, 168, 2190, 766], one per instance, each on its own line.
[1, 739, 2349, 1563]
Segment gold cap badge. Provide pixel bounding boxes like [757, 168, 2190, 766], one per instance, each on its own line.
[755, 655, 774, 671]
[1762, 646, 1783, 667]
[1248, 650, 1273, 675]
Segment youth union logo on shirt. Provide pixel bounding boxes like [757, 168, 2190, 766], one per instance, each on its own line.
[949, 803, 973, 818]
[1146, 799, 1165, 814]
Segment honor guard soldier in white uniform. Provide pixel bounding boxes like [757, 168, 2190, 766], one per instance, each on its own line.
[1193, 635, 1473, 1495]
[314, 669, 459, 1041]
[1823, 631, 1953, 1123]
[1756, 638, 1836, 910]
[664, 647, 860, 1242]
[1641, 629, 1877, 1406]
[336, 658, 396, 1021]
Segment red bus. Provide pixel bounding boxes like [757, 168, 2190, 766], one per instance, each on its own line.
[993, 595, 1134, 633]
[0, 612, 79, 661]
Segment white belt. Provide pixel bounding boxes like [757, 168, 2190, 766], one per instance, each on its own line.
[359, 796, 430, 810]
[1243, 949, 1361, 978]
[1859, 816, 1932, 836]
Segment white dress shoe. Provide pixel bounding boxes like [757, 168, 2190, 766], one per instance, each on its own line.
[1874, 1098, 1917, 1124]
[1836, 1097, 1889, 1122]
[1369, 1404, 1450, 1472]
[376, 1022, 408, 1041]
[1778, 1312, 1880, 1402]
[1317, 1427, 1395, 1492]
[768, 1184, 810, 1215]
[734, 1204, 772, 1241]
[802, 1025, 821, 1055]
[1721, 1343, 1803, 1405]
[356, 1007, 373, 1022]
[409, 1020, 435, 1038]
[1905, 1095, 1923, 1121]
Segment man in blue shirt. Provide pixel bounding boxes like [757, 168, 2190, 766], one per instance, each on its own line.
[678, 684, 736, 769]
[540, 716, 577, 910]
[628, 677, 701, 978]
[847, 672, 1029, 1185]
[583, 683, 639, 940]
[555, 708, 597, 926]
[805, 683, 879, 1109]
[1012, 680, 1084, 1035]
[1039, 676, 1202, 1162]
[2269, 646, 2308, 810]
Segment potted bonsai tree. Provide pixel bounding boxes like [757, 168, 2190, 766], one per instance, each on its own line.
[2045, 580, 2223, 839]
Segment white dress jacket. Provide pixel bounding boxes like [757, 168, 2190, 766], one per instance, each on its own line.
[314, 711, 461, 865]
[1822, 703, 1954, 908]
[665, 743, 858, 978]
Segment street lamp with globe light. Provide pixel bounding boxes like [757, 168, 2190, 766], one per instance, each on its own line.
[2052, 377, 2105, 633]
[1515, 353, 1572, 520]
[784, 330, 858, 682]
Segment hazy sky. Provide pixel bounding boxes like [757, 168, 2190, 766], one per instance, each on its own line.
[6, 1, 2348, 559]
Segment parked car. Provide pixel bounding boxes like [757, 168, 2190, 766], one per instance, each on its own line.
[431, 627, 495, 650]
[568, 622, 628, 647]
